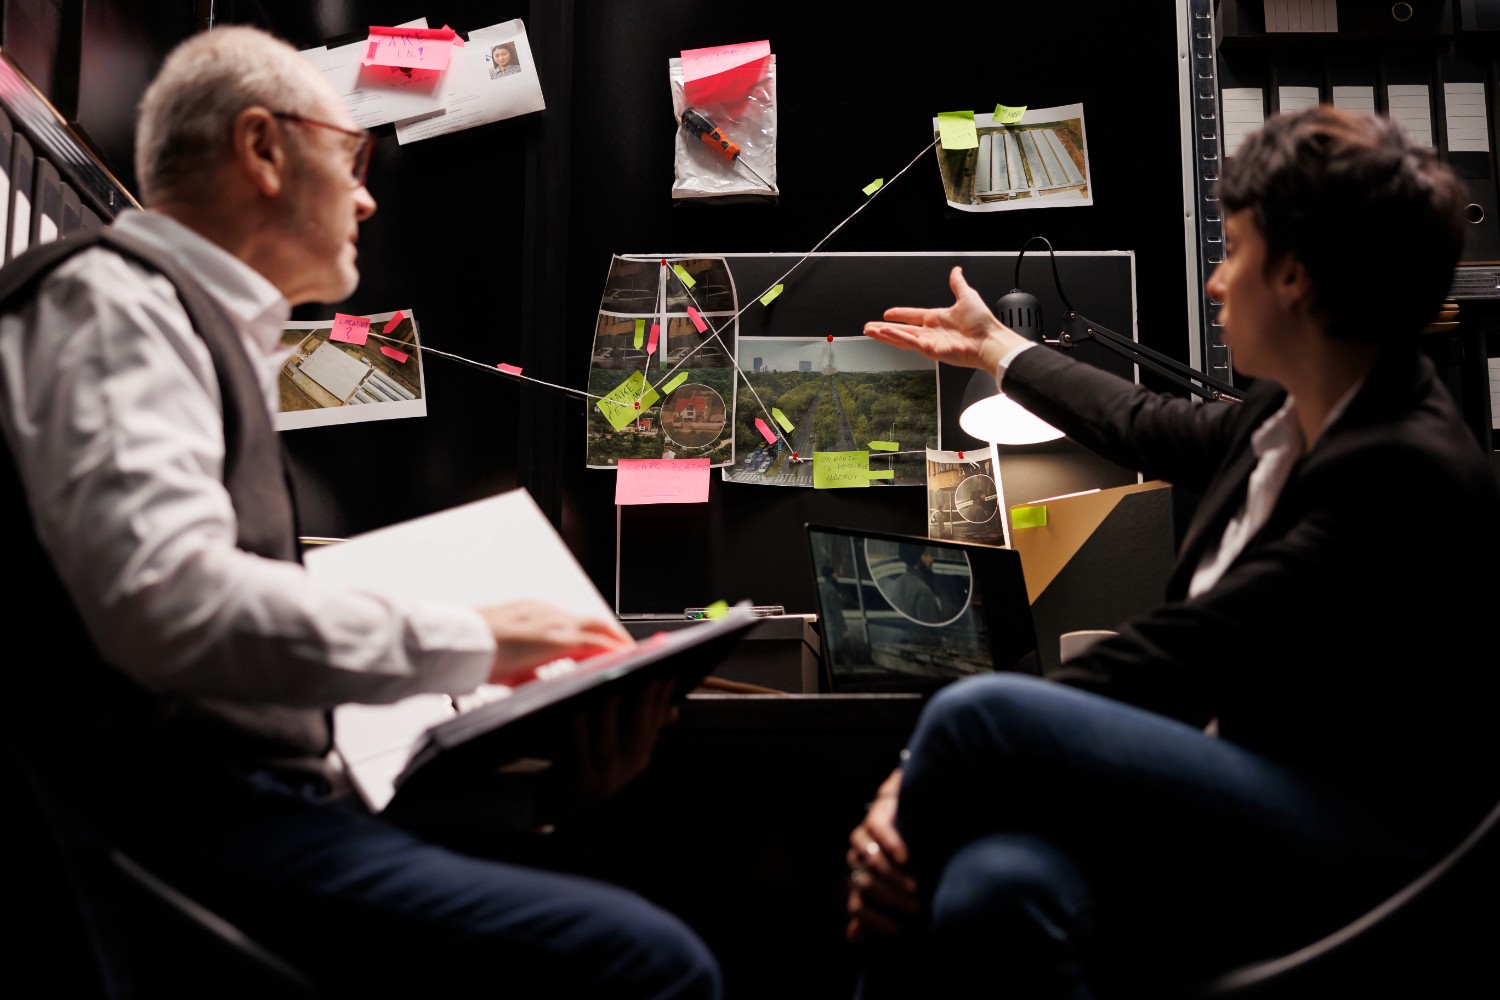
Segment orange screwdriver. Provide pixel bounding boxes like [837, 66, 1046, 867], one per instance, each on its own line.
[680, 107, 773, 188]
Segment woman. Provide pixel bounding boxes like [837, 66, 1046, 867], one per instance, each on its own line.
[846, 105, 1500, 996]
[490, 43, 521, 79]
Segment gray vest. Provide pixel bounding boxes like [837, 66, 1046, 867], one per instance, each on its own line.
[0, 225, 333, 783]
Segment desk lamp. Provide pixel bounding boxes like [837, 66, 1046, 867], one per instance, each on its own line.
[959, 238, 1243, 446]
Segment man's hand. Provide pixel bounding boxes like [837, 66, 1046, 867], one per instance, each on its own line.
[572, 678, 679, 803]
[846, 767, 921, 943]
[479, 600, 633, 684]
[862, 265, 1031, 375]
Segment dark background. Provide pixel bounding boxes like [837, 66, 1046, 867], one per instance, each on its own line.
[0, 0, 1196, 614]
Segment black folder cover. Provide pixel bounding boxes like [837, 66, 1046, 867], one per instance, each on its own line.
[385, 602, 758, 810]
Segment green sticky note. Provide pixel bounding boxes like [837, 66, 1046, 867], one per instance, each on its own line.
[862, 178, 883, 195]
[1010, 504, 1049, 530]
[813, 451, 872, 489]
[595, 371, 660, 432]
[937, 110, 978, 150]
[867, 469, 895, 480]
[661, 371, 688, 395]
[772, 407, 795, 433]
[867, 440, 899, 452]
[759, 284, 784, 306]
[994, 103, 1027, 124]
[672, 264, 696, 288]
[703, 600, 729, 620]
[634, 319, 645, 349]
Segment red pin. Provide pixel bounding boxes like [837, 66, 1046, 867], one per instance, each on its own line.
[792, 451, 799, 461]
[957, 451, 965, 460]
[633, 401, 641, 410]
[826, 334, 834, 342]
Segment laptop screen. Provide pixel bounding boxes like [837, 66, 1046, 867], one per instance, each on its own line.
[806, 523, 1039, 693]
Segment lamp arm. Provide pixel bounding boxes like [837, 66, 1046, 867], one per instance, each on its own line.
[1059, 311, 1243, 403]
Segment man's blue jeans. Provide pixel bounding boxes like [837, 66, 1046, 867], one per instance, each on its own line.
[859, 673, 1423, 999]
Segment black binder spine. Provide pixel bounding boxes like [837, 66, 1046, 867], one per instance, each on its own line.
[1437, 42, 1500, 263]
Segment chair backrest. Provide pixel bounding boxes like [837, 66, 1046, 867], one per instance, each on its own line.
[4, 735, 323, 1000]
[1171, 794, 1500, 997]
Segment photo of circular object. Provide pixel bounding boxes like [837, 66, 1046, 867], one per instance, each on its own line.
[955, 473, 999, 523]
[865, 539, 973, 627]
[660, 383, 727, 448]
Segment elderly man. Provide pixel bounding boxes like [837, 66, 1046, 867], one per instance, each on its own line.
[0, 25, 719, 1000]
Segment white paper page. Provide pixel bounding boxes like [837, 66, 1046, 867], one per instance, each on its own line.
[308, 488, 615, 811]
[394, 19, 545, 145]
[300, 18, 451, 129]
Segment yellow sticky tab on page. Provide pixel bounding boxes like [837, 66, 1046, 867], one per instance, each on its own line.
[759, 284, 784, 306]
[867, 469, 895, 480]
[672, 264, 696, 288]
[937, 111, 978, 150]
[772, 408, 795, 432]
[662, 372, 688, 395]
[634, 319, 645, 349]
[596, 371, 661, 432]
[867, 440, 899, 452]
[862, 178, 883, 195]
[813, 451, 872, 489]
[1011, 504, 1049, 529]
[994, 103, 1027, 124]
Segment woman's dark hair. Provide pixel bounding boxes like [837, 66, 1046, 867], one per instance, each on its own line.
[1218, 105, 1467, 343]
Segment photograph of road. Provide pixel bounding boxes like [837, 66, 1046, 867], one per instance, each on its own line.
[727, 336, 937, 487]
[926, 447, 1005, 546]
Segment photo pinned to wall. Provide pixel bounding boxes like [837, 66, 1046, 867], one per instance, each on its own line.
[277, 309, 426, 430]
[585, 254, 738, 469]
[728, 336, 938, 487]
[488, 40, 522, 78]
[936, 103, 1092, 213]
[926, 447, 1007, 547]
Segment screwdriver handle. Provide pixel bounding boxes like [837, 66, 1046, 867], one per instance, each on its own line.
[681, 108, 741, 162]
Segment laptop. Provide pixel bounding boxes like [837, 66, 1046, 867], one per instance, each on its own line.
[806, 523, 1040, 694]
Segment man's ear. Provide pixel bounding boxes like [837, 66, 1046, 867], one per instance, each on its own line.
[231, 107, 286, 198]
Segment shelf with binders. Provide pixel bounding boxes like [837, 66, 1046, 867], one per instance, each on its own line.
[1215, 0, 1454, 40]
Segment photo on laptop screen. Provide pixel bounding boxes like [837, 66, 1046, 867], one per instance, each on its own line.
[806, 523, 1039, 693]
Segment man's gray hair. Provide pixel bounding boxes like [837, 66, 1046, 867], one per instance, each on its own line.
[134, 25, 315, 204]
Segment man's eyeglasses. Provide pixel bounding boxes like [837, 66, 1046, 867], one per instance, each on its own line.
[269, 110, 375, 187]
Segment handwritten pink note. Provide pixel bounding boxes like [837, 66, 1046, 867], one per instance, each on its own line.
[330, 313, 371, 345]
[615, 458, 711, 506]
[363, 26, 458, 72]
[687, 306, 707, 333]
[380, 345, 408, 364]
[681, 40, 771, 106]
[754, 417, 778, 446]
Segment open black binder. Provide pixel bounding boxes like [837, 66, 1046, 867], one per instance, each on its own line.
[385, 602, 758, 811]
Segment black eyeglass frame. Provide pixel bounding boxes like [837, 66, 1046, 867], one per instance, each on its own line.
[269, 110, 375, 187]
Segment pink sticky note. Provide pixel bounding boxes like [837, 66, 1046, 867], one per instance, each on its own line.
[330, 313, 370, 345]
[754, 417, 778, 446]
[615, 458, 711, 506]
[497, 363, 523, 376]
[647, 323, 661, 355]
[681, 40, 771, 106]
[363, 26, 457, 72]
[384, 310, 406, 332]
[687, 306, 708, 333]
[380, 345, 409, 364]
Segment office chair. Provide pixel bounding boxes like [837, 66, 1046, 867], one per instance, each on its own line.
[1165, 793, 1500, 999]
[4, 735, 324, 1000]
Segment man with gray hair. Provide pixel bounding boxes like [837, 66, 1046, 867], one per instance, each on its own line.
[0, 25, 720, 999]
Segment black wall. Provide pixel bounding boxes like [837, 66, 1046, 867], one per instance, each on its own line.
[11, 0, 1195, 611]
